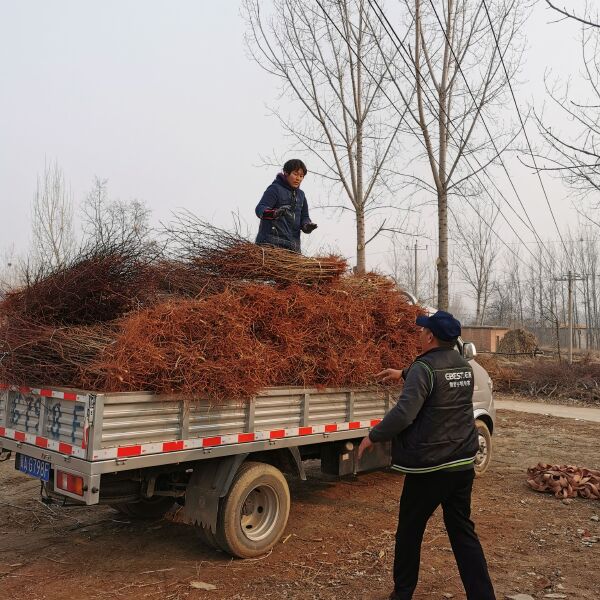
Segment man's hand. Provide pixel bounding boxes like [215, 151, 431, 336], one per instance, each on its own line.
[357, 436, 374, 460]
[376, 368, 403, 383]
[301, 222, 318, 234]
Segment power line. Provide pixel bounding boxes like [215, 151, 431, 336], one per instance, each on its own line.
[312, 0, 556, 286]
[365, 0, 556, 274]
[480, 0, 572, 267]
[420, 0, 559, 269]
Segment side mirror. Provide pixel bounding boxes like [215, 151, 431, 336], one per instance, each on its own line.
[462, 341, 477, 360]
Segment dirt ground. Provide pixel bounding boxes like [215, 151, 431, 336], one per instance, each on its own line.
[1, 392, 598, 600]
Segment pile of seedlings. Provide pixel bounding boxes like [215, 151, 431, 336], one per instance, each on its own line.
[0, 217, 421, 401]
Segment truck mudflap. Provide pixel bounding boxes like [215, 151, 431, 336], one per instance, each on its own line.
[180, 454, 249, 532]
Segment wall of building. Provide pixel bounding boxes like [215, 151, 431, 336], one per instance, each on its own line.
[462, 327, 509, 352]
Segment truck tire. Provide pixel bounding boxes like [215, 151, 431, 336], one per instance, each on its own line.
[474, 419, 492, 477]
[110, 496, 175, 519]
[216, 461, 290, 558]
[197, 524, 223, 551]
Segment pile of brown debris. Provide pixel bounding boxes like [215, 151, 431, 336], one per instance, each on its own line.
[527, 463, 600, 499]
[0, 217, 421, 402]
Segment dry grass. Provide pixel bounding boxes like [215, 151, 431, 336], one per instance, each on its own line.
[477, 354, 600, 404]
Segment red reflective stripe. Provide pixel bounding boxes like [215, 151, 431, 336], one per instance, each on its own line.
[370, 419, 381, 427]
[163, 441, 184, 452]
[36, 437, 48, 448]
[117, 445, 142, 457]
[299, 426, 313, 436]
[269, 430, 285, 439]
[14, 431, 25, 442]
[19, 386, 31, 394]
[202, 437, 222, 447]
[349, 421, 361, 429]
[59, 442, 73, 454]
[40, 389, 52, 397]
[238, 433, 255, 443]
[63, 392, 77, 401]
[0, 383, 8, 390]
[325, 424, 338, 433]
[0, 427, 5, 436]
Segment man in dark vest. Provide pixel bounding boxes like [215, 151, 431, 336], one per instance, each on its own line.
[255, 159, 317, 253]
[359, 311, 495, 600]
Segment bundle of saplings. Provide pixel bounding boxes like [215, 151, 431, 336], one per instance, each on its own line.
[0, 218, 421, 402]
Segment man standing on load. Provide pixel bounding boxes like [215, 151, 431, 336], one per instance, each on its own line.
[255, 159, 318, 253]
[358, 311, 495, 600]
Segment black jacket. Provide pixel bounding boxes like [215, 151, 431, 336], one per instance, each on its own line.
[369, 347, 479, 473]
[255, 173, 311, 252]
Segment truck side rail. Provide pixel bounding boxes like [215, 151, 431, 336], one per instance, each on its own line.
[0, 385, 393, 474]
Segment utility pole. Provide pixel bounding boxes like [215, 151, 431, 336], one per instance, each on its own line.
[408, 241, 427, 299]
[554, 271, 586, 364]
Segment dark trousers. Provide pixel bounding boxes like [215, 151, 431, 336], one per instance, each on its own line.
[392, 469, 495, 600]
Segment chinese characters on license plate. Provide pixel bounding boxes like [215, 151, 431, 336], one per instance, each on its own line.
[15, 453, 51, 482]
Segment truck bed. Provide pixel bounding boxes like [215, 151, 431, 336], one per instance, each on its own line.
[0, 384, 390, 469]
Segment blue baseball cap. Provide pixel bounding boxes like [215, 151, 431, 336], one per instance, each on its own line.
[416, 310, 461, 341]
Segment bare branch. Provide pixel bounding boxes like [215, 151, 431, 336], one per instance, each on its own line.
[31, 160, 75, 270]
[545, 1, 600, 28]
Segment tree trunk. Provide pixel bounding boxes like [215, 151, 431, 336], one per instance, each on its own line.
[437, 188, 449, 310]
[592, 270, 599, 349]
[554, 314, 562, 362]
[538, 266, 544, 327]
[356, 208, 366, 274]
[584, 275, 591, 350]
[475, 289, 482, 325]
[355, 66, 365, 274]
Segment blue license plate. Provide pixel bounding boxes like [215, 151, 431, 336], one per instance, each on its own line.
[15, 453, 51, 482]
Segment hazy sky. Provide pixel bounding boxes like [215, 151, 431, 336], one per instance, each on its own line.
[0, 1, 592, 276]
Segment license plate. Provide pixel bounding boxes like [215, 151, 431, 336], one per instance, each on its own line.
[15, 453, 51, 482]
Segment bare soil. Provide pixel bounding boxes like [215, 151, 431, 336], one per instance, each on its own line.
[1, 393, 598, 600]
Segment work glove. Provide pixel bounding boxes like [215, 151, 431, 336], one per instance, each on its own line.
[301, 222, 318, 234]
[262, 205, 292, 220]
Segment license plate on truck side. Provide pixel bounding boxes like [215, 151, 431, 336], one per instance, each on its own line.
[15, 453, 51, 482]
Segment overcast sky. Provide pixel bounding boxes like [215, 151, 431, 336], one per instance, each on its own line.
[0, 1, 592, 277]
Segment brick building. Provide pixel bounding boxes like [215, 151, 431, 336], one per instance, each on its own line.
[461, 326, 510, 353]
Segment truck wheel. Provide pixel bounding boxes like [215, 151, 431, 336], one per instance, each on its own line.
[474, 419, 492, 477]
[197, 523, 223, 551]
[217, 461, 290, 558]
[110, 497, 175, 519]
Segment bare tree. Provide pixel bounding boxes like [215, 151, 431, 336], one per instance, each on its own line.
[395, 0, 528, 310]
[0, 245, 21, 292]
[532, 23, 600, 221]
[244, 0, 410, 272]
[81, 177, 151, 246]
[448, 291, 467, 322]
[545, 1, 599, 28]
[31, 161, 75, 270]
[386, 233, 434, 302]
[451, 201, 500, 325]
